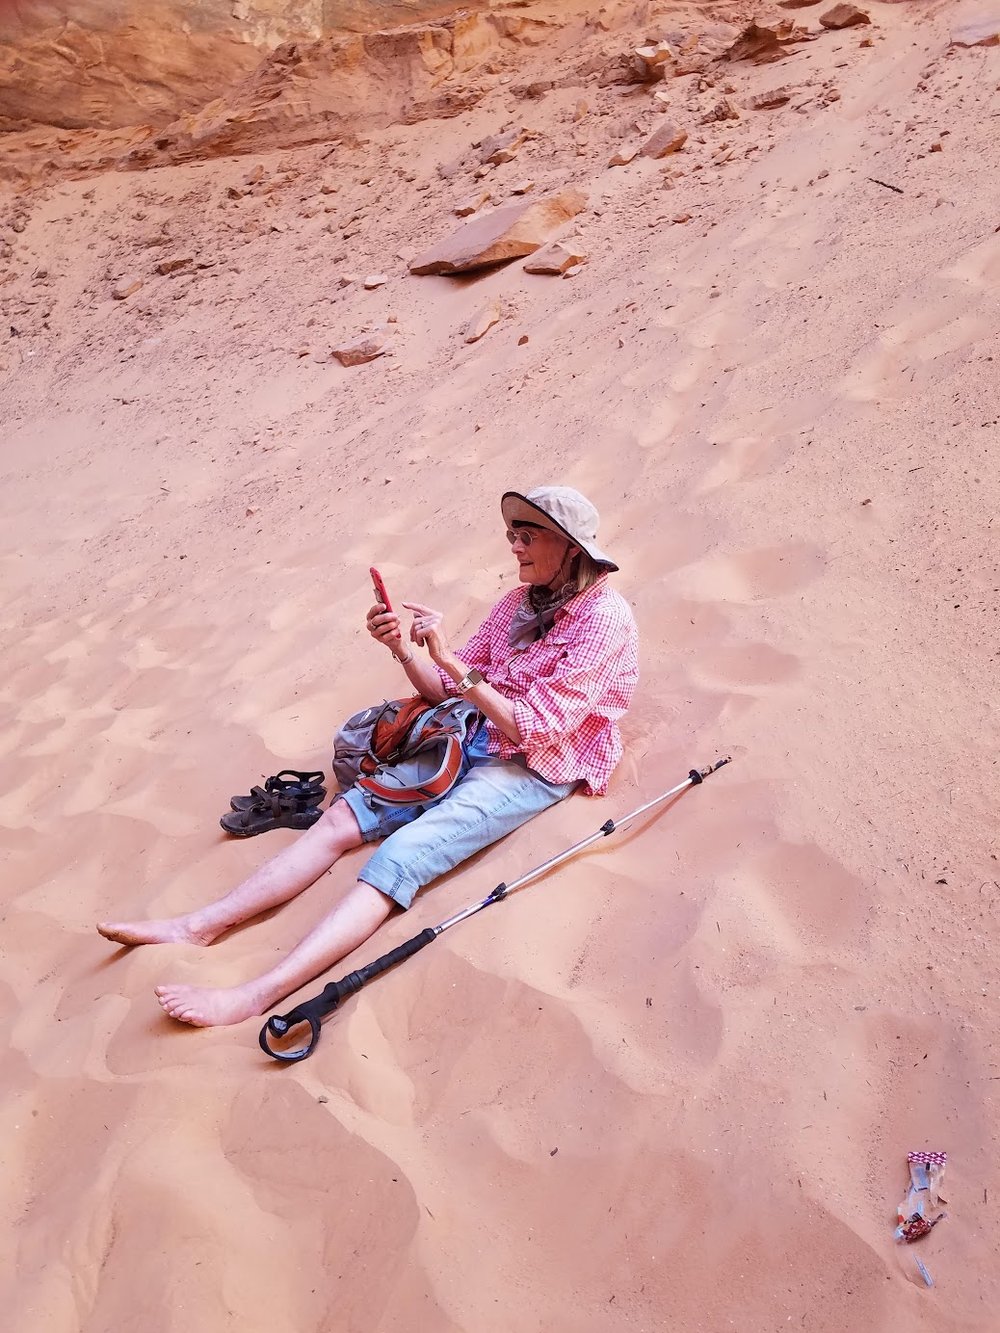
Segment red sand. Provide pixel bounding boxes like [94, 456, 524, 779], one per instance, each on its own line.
[1, 2, 998, 1328]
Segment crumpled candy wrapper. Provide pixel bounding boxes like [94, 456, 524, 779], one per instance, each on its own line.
[895, 1150, 947, 1243]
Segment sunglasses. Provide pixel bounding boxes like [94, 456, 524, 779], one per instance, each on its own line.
[505, 525, 557, 548]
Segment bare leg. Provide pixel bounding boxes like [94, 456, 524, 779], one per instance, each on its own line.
[97, 801, 363, 946]
[154, 879, 394, 1026]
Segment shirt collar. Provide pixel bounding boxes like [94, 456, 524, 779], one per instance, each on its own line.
[552, 574, 608, 621]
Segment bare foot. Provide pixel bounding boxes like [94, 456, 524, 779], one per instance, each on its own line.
[155, 982, 264, 1027]
[96, 916, 217, 947]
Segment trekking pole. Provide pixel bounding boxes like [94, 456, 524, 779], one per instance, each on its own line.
[259, 756, 732, 1063]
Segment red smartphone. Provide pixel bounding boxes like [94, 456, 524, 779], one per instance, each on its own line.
[370, 566, 392, 612]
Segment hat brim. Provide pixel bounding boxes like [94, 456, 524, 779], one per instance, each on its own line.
[501, 491, 619, 573]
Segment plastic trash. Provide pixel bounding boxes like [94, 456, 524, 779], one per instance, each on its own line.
[895, 1150, 948, 1243]
[915, 1258, 935, 1287]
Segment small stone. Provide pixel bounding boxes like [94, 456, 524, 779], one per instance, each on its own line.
[672, 212, 692, 223]
[454, 190, 491, 217]
[929, 141, 943, 152]
[479, 127, 531, 166]
[245, 165, 265, 184]
[332, 333, 390, 366]
[562, 264, 585, 278]
[510, 179, 536, 195]
[523, 240, 587, 275]
[640, 121, 688, 159]
[155, 256, 193, 276]
[463, 300, 501, 344]
[632, 40, 675, 81]
[751, 86, 794, 109]
[701, 98, 740, 124]
[518, 334, 529, 345]
[363, 274, 388, 289]
[226, 186, 244, 200]
[573, 100, 589, 121]
[339, 273, 361, 288]
[112, 277, 143, 300]
[608, 145, 639, 167]
[387, 313, 398, 323]
[819, 3, 870, 29]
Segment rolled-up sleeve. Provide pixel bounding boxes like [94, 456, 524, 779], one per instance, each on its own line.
[512, 606, 638, 750]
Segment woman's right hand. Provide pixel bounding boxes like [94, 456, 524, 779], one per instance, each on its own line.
[367, 602, 405, 657]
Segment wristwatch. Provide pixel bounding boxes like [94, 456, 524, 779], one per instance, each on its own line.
[455, 668, 485, 695]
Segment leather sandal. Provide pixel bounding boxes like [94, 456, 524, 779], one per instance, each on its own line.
[229, 769, 326, 813]
[220, 785, 325, 838]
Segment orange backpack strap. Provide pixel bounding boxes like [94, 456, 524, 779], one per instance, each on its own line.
[334, 696, 480, 805]
[370, 696, 430, 764]
[356, 733, 465, 806]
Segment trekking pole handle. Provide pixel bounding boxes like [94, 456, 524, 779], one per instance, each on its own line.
[258, 928, 438, 1062]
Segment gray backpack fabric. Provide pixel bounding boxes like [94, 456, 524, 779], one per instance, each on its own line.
[333, 695, 482, 806]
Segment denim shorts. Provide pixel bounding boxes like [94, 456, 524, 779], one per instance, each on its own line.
[339, 723, 578, 908]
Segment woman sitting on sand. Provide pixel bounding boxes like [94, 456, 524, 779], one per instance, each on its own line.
[98, 486, 640, 1027]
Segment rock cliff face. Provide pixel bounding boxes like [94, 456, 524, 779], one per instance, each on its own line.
[0, 0, 488, 130]
[0, 0, 594, 182]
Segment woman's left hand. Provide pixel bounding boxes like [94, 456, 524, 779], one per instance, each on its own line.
[402, 601, 451, 665]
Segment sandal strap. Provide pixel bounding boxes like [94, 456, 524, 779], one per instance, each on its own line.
[270, 769, 325, 789]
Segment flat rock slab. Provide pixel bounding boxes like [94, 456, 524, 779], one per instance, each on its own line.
[523, 240, 588, 275]
[820, 4, 870, 28]
[640, 121, 688, 159]
[750, 86, 796, 109]
[333, 333, 390, 366]
[155, 256, 193, 275]
[410, 190, 587, 275]
[112, 277, 143, 300]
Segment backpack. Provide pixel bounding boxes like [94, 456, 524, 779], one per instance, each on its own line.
[332, 695, 482, 806]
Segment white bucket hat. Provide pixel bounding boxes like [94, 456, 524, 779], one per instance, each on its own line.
[501, 486, 618, 573]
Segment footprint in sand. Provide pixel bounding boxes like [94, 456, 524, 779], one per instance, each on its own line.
[696, 432, 785, 493]
[748, 841, 873, 952]
[842, 243, 997, 403]
[688, 642, 800, 690]
[679, 542, 825, 604]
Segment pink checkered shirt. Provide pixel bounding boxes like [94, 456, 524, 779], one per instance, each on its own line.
[439, 577, 639, 795]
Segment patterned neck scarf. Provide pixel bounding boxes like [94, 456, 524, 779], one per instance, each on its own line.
[508, 582, 575, 650]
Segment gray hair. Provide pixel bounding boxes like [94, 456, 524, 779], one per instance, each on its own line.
[571, 550, 604, 594]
